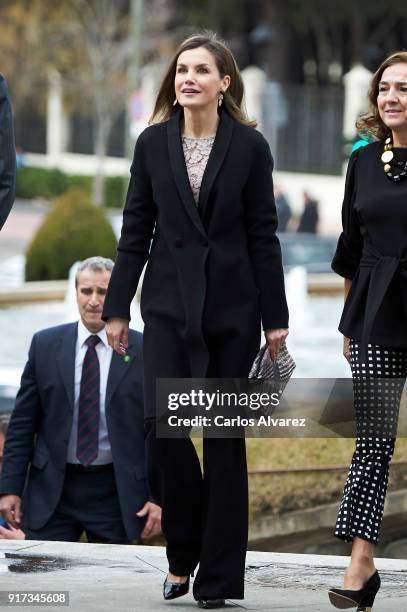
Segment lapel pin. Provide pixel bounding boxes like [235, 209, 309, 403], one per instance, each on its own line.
[123, 355, 131, 363]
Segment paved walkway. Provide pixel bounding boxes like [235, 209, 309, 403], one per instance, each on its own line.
[0, 201, 121, 263]
[0, 201, 48, 262]
[1, 541, 406, 611]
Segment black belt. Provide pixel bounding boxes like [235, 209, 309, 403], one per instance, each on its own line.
[66, 462, 113, 473]
[359, 241, 407, 358]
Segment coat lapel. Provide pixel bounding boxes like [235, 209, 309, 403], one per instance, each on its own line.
[198, 109, 234, 219]
[55, 322, 78, 412]
[167, 110, 206, 238]
[105, 340, 135, 409]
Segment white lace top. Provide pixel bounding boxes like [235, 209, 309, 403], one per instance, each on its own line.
[181, 135, 215, 205]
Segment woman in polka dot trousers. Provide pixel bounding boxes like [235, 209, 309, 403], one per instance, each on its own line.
[328, 51, 407, 610]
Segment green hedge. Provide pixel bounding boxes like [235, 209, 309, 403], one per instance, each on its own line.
[67, 175, 93, 193]
[103, 175, 128, 208]
[16, 167, 127, 207]
[16, 168, 57, 199]
[25, 188, 117, 281]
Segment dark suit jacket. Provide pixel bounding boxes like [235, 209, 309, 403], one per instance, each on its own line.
[0, 75, 16, 231]
[0, 323, 148, 541]
[102, 108, 289, 418]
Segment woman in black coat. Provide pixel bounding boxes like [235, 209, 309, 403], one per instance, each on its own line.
[103, 32, 289, 609]
[328, 52, 407, 611]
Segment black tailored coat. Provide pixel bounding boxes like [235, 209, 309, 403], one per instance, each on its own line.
[331, 142, 407, 353]
[102, 109, 289, 418]
[0, 74, 16, 231]
[0, 323, 148, 541]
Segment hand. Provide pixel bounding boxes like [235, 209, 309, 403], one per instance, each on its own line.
[0, 524, 25, 540]
[105, 318, 129, 355]
[136, 502, 162, 539]
[0, 495, 23, 526]
[264, 328, 289, 361]
[343, 336, 351, 363]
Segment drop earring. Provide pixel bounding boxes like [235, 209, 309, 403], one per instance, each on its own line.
[173, 98, 178, 106]
[218, 92, 224, 107]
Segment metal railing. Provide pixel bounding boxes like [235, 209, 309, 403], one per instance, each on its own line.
[248, 459, 407, 475]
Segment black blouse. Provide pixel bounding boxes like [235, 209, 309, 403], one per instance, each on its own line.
[331, 141, 407, 352]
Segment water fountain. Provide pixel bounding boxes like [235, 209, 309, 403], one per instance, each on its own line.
[0, 258, 349, 408]
[0, 258, 144, 404]
[284, 266, 349, 377]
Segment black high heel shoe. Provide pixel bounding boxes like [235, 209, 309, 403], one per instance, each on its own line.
[163, 571, 194, 601]
[328, 569, 381, 611]
[197, 599, 225, 609]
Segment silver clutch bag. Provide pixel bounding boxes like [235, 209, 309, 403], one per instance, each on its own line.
[248, 340, 295, 416]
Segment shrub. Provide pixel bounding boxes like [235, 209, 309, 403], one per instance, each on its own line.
[67, 175, 93, 194]
[103, 175, 128, 208]
[25, 188, 117, 281]
[47, 169, 70, 196]
[16, 168, 52, 199]
[16, 168, 92, 200]
[16, 167, 129, 207]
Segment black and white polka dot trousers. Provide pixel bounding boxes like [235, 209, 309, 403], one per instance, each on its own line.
[334, 340, 407, 545]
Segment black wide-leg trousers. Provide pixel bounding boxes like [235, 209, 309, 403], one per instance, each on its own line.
[335, 340, 407, 544]
[145, 418, 248, 600]
[142, 312, 261, 601]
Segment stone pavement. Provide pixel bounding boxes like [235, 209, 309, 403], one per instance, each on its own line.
[0, 541, 406, 611]
[0, 201, 49, 262]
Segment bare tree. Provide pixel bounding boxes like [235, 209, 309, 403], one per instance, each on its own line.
[0, 0, 54, 114]
[0, 0, 134, 205]
[57, 0, 132, 205]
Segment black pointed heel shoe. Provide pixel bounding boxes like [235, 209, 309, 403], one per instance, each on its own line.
[197, 599, 225, 609]
[328, 569, 381, 611]
[163, 572, 194, 601]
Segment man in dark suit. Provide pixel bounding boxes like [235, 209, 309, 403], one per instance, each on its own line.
[0, 415, 25, 539]
[0, 256, 161, 543]
[0, 74, 16, 231]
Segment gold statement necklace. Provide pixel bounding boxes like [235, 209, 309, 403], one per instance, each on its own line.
[381, 136, 407, 182]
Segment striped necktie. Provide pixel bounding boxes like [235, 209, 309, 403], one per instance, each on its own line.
[76, 335, 101, 465]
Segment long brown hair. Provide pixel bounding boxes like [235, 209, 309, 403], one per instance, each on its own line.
[149, 31, 256, 128]
[356, 51, 407, 141]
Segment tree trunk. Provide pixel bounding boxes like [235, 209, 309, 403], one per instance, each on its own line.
[92, 102, 111, 206]
[350, 6, 364, 66]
